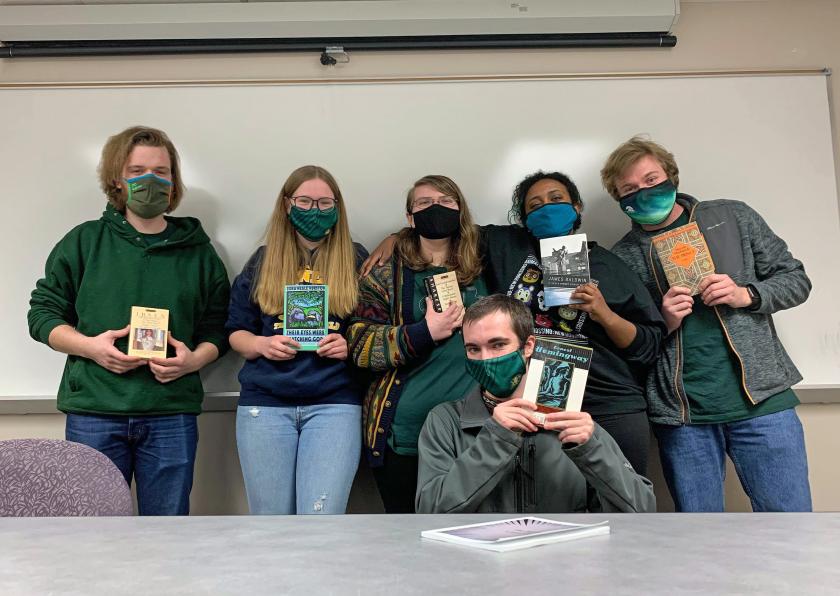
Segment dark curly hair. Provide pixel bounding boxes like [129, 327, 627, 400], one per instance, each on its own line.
[507, 171, 584, 232]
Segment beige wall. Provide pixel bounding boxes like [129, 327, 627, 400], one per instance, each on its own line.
[2, 0, 839, 513]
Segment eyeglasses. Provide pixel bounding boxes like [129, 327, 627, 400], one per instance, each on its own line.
[289, 195, 338, 211]
[412, 196, 459, 211]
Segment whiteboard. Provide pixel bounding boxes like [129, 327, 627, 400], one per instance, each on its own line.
[2, 73, 838, 397]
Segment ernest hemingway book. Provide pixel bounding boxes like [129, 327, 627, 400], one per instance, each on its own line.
[521, 337, 593, 414]
[424, 271, 463, 313]
[283, 284, 328, 350]
[651, 222, 715, 295]
[540, 233, 590, 307]
[128, 306, 169, 359]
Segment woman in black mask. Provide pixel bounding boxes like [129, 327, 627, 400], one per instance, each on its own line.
[346, 175, 487, 513]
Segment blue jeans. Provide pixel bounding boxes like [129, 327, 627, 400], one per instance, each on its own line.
[65, 413, 198, 516]
[236, 404, 361, 515]
[653, 408, 811, 512]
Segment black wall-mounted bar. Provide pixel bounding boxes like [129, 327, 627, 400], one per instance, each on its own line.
[1, 32, 677, 58]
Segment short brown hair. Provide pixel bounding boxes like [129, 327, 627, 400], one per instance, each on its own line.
[463, 294, 534, 346]
[98, 126, 185, 212]
[600, 135, 680, 200]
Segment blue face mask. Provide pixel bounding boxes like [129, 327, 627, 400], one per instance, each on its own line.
[619, 179, 677, 225]
[524, 203, 578, 239]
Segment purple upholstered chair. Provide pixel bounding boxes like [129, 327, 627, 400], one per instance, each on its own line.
[0, 439, 133, 517]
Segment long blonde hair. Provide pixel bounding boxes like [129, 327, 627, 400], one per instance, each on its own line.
[395, 174, 482, 285]
[254, 165, 359, 317]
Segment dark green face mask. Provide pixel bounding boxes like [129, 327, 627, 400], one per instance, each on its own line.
[289, 206, 339, 242]
[125, 173, 172, 219]
[465, 350, 527, 398]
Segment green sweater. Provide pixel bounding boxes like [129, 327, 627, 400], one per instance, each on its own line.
[28, 204, 230, 416]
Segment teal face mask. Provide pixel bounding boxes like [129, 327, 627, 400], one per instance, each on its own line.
[289, 206, 339, 242]
[465, 350, 527, 398]
[619, 179, 677, 225]
[125, 173, 172, 219]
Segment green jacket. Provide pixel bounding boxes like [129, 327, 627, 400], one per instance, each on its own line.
[416, 388, 656, 513]
[28, 204, 230, 416]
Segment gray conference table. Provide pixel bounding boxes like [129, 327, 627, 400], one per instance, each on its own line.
[1, 513, 838, 595]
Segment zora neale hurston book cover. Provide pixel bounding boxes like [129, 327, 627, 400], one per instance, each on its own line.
[128, 306, 169, 359]
[283, 284, 328, 351]
[521, 337, 593, 415]
[539, 233, 590, 307]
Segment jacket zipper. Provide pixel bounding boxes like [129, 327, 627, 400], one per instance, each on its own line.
[647, 239, 689, 423]
[514, 453, 523, 513]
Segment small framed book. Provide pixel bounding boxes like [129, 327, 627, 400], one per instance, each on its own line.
[283, 284, 328, 351]
[521, 337, 593, 418]
[421, 517, 609, 552]
[651, 222, 715, 295]
[128, 306, 169, 359]
[540, 233, 590, 307]
[423, 271, 463, 313]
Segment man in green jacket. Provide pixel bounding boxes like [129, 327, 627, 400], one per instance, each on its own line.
[28, 126, 230, 515]
[416, 294, 656, 514]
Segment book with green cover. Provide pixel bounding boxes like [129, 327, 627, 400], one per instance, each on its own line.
[283, 284, 328, 350]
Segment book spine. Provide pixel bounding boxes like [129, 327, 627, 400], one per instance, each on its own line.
[424, 276, 443, 313]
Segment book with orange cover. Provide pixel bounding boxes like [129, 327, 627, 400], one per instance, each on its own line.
[651, 222, 715, 295]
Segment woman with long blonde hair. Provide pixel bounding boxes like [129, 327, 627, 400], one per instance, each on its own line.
[227, 165, 367, 515]
[346, 174, 486, 513]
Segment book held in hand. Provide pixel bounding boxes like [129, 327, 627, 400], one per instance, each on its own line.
[283, 284, 328, 351]
[521, 337, 593, 416]
[128, 306, 169, 359]
[423, 271, 463, 313]
[540, 233, 590, 307]
[421, 516, 609, 552]
[651, 222, 715, 295]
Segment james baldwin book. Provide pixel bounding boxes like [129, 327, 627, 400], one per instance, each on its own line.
[421, 517, 609, 553]
[283, 284, 328, 351]
[128, 306, 169, 359]
[521, 337, 593, 416]
[423, 271, 463, 313]
[651, 222, 715, 295]
[540, 233, 590, 307]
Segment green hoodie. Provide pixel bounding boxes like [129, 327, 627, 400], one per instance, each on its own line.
[28, 204, 230, 415]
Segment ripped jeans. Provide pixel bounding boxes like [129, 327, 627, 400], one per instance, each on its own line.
[236, 404, 361, 514]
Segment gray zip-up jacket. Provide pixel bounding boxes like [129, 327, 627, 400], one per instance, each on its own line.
[415, 388, 656, 514]
[611, 194, 811, 425]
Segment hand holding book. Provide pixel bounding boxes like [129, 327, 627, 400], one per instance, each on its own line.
[542, 410, 595, 446]
[491, 398, 540, 433]
[316, 333, 348, 360]
[84, 324, 147, 374]
[149, 334, 201, 384]
[424, 297, 464, 342]
[257, 335, 301, 360]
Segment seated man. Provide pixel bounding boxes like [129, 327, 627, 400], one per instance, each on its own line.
[416, 294, 656, 514]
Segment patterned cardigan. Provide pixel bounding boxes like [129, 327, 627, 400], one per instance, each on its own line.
[346, 257, 436, 467]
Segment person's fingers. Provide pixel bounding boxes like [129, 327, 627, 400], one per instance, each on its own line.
[110, 325, 131, 338]
[167, 334, 184, 348]
[504, 399, 537, 410]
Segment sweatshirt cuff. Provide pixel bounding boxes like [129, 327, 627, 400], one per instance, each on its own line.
[36, 318, 69, 347]
[404, 319, 435, 356]
[195, 333, 230, 357]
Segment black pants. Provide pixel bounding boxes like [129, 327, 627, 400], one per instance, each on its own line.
[592, 411, 651, 478]
[372, 447, 419, 513]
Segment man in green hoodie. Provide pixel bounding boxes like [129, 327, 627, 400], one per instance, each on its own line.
[28, 126, 230, 515]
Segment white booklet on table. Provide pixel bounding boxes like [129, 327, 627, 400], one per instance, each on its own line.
[421, 516, 609, 552]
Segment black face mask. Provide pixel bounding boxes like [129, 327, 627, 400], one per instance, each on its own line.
[412, 204, 461, 240]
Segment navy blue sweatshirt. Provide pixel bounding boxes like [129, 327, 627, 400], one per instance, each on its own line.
[226, 244, 368, 407]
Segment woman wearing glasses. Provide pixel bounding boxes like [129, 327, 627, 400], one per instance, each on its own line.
[346, 175, 486, 513]
[226, 165, 368, 514]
